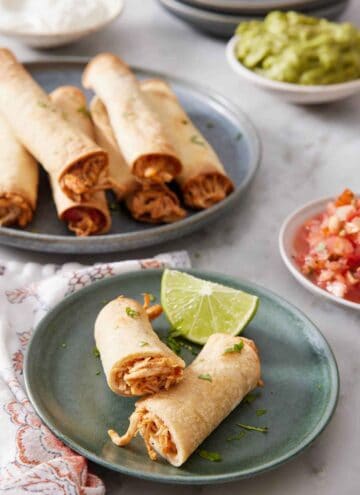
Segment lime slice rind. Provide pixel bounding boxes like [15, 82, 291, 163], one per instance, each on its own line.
[161, 270, 259, 345]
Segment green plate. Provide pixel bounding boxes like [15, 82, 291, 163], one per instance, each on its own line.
[24, 269, 339, 484]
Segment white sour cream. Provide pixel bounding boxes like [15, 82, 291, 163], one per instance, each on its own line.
[0, 0, 115, 33]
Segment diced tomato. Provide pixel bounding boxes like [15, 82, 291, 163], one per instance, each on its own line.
[293, 189, 360, 303]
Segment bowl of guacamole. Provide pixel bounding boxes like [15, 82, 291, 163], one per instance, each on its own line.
[226, 11, 360, 104]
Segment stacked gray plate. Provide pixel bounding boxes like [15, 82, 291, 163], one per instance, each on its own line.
[159, 0, 350, 37]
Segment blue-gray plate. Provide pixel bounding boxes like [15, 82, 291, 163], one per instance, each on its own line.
[176, 0, 344, 14]
[160, 0, 349, 38]
[0, 59, 260, 254]
[24, 269, 339, 484]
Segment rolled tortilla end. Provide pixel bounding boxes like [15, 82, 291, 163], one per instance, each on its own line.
[182, 172, 234, 210]
[0, 48, 108, 202]
[49, 86, 111, 236]
[83, 53, 182, 183]
[51, 178, 111, 235]
[94, 296, 185, 397]
[141, 79, 234, 209]
[112, 334, 261, 466]
[126, 183, 186, 224]
[0, 114, 38, 227]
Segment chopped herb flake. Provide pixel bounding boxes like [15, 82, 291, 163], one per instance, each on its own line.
[96, 371, 101, 376]
[61, 343, 67, 349]
[77, 106, 90, 118]
[93, 347, 100, 358]
[139, 341, 149, 347]
[206, 122, 214, 128]
[109, 202, 120, 212]
[224, 341, 244, 354]
[243, 392, 258, 404]
[256, 409, 267, 417]
[126, 307, 140, 318]
[198, 373, 212, 382]
[198, 450, 222, 462]
[166, 334, 182, 355]
[227, 431, 246, 442]
[236, 132, 242, 141]
[237, 423, 268, 433]
[166, 330, 199, 356]
[37, 101, 48, 108]
[190, 135, 206, 147]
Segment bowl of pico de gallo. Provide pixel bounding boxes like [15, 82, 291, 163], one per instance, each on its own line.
[279, 189, 360, 310]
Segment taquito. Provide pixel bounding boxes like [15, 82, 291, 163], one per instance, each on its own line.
[49, 86, 111, 236]
[95, 296, 185, 396]
[109, 334, 261, 467]
[90, 97, 186, 224]
[141, 79, 234, 209]
[0, 114, 38, 227]
[83, 53, 182, 182]
[0, 48, 108, 202]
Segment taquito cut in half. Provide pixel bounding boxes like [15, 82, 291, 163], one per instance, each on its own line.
[49, 86, 111, 236]
[90, 97, 186, 224]
[95, 296, 185, 396]
[0, 48, 108, 202]
[109, 334, 261, 467]
[141, 79, 234, 209]
[83, 53, 182, 182]
[0, 114, 38, 227]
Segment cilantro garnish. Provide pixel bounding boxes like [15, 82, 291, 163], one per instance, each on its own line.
[198, 373, 212, 382]
[198, 450, 222, 462]
[237, 423, 268, 433]
[126, 307, 140, 318]
[224, 341, 244, 354]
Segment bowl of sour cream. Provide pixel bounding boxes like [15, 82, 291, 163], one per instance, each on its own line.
[0, 0, 124, 48]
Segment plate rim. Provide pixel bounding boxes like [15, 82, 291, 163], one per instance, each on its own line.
[279, 195, 360, 311]
[175, 0, 341, 13]
[160, 0, 349, 23]
[24, 268, 340, 484]
[0, 56, 261, 254]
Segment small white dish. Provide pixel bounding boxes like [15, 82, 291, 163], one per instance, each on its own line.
[279, 196, 360, 310]
[226, 35, 360, 104]
[0, 0, 124, 49]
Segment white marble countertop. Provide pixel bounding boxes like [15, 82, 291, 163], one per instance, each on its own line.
[0, 1, 359, 494]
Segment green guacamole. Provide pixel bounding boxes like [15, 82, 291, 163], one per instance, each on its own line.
[235, 11, 360, 85]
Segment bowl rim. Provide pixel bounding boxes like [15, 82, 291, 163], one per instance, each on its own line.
[279, 195, 360, 311]
[226, 35, 360, 94]
[0, 0, 124, 37]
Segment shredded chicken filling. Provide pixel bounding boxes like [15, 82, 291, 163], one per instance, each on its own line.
[116, 356, 183, 395]
[63, 207, 104, 236]
[127, 187, 186, 224]
[60, 155, 107, 200]
[108, 408, 177, 461]
[134, 155, 180, 183]
[184, 172, 234, 209]
[0, 194, 33, 227]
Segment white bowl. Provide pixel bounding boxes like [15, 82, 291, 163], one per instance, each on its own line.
[226, 36, 360, 104]
[279, 196, 360, 310]
[0, 0, 124, 48]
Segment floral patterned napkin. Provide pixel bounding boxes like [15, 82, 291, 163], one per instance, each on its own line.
[0, 251, 190, 494]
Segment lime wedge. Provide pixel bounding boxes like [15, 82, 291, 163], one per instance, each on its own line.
[161, 270, 259, 345]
